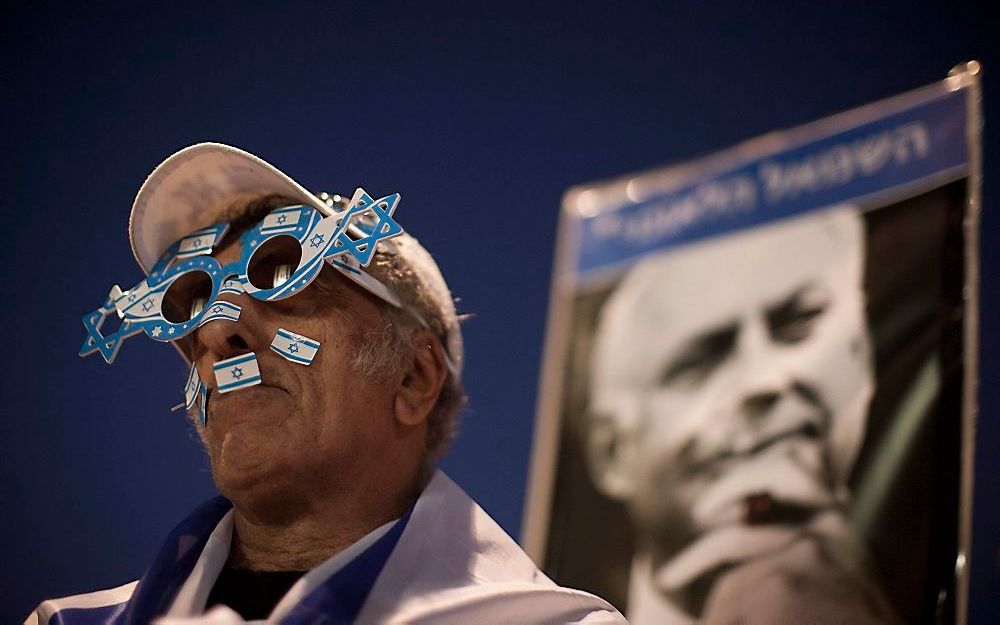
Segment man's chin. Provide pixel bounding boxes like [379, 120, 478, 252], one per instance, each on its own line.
[210, 446, 300, 511]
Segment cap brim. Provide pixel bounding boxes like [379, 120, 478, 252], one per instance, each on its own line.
[129, 142, 330, 273]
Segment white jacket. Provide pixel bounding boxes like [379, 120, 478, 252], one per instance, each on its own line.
[28, 471, 625, 624]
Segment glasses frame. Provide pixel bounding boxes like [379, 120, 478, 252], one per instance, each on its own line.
[80, 188, 402, 364]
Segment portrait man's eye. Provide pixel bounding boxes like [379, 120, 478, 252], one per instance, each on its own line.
[766, 286, 830, 344]
[659, 326, 738, 387]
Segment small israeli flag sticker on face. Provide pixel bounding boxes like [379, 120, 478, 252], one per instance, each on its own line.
[197, 301, 242, 327]
[183, 363, 201, 409]
[270, 328, 320, 365]
[213, 353, 262, 394]
[197, 382, 208, 426]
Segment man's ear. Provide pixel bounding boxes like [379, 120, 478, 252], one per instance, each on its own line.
[393, 330, 448, 426]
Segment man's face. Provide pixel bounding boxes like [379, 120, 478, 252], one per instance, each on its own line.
[180, 234, 400, 512]
[588, 208, 872, 550]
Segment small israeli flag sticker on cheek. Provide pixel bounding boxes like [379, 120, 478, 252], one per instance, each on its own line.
[270, 328, 320, 365]
[213, 353, 262, 394]
[197, 301, 242, 327]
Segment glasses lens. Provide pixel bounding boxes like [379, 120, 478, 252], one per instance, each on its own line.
[247, 235, 302, 290]
[162, 270, 214, 324]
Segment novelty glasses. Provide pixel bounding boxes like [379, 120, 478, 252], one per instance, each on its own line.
[81, 188, 403, 364]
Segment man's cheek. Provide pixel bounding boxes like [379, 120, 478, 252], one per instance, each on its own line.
[643, 381, 737, 464]
[790, 316, 871, 411]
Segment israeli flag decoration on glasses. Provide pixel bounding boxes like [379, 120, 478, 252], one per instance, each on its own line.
[175, 225, 226, 260]
[270, 328, 321, 365]
[80, 188, 405, 364]
[218, 278, 245, 296]
[213, 353, 261, 394]
[197, 301, 242, 327]
[259, 206, 306, 235]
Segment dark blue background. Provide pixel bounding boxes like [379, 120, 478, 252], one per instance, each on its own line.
[4, 2, 997, 622]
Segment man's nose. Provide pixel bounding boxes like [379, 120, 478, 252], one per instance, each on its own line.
[194, 289, 265, 362]
[734, 315, 790, 420]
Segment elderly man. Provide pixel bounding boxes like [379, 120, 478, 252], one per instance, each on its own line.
[30, 143, 624, 624]
[585, 206, 900, 623]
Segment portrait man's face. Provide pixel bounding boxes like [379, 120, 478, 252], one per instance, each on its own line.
[586, 207, 873, 568]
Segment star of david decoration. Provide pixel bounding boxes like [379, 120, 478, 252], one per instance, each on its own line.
[213, 305, 223, 314]
[79, 296, 142, 363]
[142, 300, 153, 312]
[232, 367, 244, 380]
[309, 233, 326, 248]
[334, 192, 404, 266]
[289, 343, 300, 353]
[277, 215, 287, 224]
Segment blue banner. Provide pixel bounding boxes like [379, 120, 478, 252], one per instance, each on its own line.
[574, 87, 968, 278]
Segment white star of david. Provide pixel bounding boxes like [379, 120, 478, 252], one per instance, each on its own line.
[152, 326, 162, 337]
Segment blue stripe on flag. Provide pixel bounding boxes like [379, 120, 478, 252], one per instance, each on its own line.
[276, 329, 320, 348]
[213, 353, 256, 369]
[270, 344, 314, 365]
[218, 375, 261, 392]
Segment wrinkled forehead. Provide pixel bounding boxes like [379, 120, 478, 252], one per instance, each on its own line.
[593, 206, 866, 374]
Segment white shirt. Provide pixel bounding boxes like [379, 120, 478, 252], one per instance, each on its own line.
[28, 471, 626, 624]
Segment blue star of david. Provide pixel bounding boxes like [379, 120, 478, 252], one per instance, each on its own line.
[232, 366, 244, 380]
[334, 193, 404, 266]
[128, 293, 137, 302]
[309, 233, 326, 248]
[213, 305, 223, 314]
[80, 298, 142, 363]
[289, 343, 300, 353]
[277, 215, 287, 224]
[193, 238, 203, 247]
[141, 300, 153, 312]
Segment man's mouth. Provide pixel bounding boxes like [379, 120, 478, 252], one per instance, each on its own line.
[688, 420, 824, 473]
[204, 380, 289, 424]
[684, 419, 836, 531]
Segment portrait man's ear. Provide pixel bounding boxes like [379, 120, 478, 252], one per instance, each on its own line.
[585, 403, 640, 501]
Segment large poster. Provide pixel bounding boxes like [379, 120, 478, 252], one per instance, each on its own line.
[523, 64, 982, 624]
